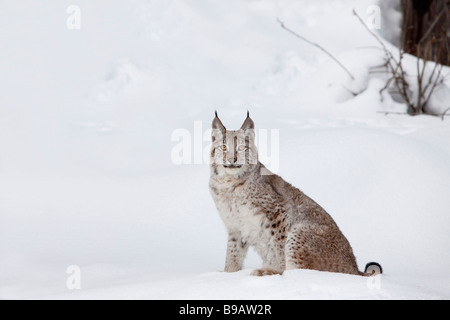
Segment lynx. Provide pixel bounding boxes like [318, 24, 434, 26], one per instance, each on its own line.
[209, 112, 382, 277]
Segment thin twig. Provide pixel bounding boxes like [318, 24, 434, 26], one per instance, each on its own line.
[418, 21, 447, 113]
[352, 10, 399, 66]
[353, 10, 408, 102]
[377, 110, 450, 119]
[416, 50, 425, 113]
[277, 18, 355, 81]
[353, 10, 409, 103]
[376, 111, 409, 116]
[354, 9, 429, 114]
[422, 63, 444, 111]
[380, 64, 401, 96]
[418, 9, 446, 45]
[355, 46, 387, 51]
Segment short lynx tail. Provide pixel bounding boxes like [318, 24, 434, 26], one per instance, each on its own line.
[361, 262, 383, 276]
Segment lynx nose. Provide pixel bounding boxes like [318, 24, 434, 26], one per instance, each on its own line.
[225, 152, 238, 165]
[223, 153, 242, 168]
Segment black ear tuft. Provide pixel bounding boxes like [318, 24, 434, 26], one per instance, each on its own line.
[212, 111, 226, 133]
[240, 111, 254, 131]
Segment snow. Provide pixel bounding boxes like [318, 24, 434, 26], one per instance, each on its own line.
[1, 0, 449, 300]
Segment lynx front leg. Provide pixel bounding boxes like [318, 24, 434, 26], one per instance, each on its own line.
[251, 237, 285, 276]
[224, 234, 249, 273]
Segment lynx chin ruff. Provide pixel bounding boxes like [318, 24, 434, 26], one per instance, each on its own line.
[209, 112, 382, 277]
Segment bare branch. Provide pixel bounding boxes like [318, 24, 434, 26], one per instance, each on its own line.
[422, 64, 445, 111]
[352, 10, 399, 66]
[377, 110, 450, 119]
[277, 18, 355, 81]
[380, 65, 401, 96]
[376, 111, 410, 116]
[418, 9, 446, 46]
[353, 8, 448, 116]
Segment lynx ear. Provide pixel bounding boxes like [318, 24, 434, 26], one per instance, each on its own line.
[212, 111, 226, 131]
[212, 111, 226, 142]
[240, 111, 255, 131]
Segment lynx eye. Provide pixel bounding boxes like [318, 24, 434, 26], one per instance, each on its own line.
[237, 145, 247, 152]
[219, 145, 228, 152]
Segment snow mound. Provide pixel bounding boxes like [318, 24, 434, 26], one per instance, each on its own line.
[1, 0, 450, 300]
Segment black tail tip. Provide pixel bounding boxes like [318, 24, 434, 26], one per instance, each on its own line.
[365, 262, 383, 275]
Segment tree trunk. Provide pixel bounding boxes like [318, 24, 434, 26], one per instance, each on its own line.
[401, 0, 450, 66]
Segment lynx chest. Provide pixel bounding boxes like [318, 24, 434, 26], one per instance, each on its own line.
[210, 182, 265, 244]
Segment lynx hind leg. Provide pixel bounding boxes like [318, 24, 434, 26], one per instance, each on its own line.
[285, 225, 360, 275]
[285, 228, 314, 271]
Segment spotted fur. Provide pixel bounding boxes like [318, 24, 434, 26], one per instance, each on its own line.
[209, 113, 381, 277]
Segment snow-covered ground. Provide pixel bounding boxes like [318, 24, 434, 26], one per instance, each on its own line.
[1, 0, 449, 300]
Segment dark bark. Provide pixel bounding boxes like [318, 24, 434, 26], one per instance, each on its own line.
[401, 0, 450, 66]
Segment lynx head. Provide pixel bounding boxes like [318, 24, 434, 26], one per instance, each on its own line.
[211, 111, 258, 177]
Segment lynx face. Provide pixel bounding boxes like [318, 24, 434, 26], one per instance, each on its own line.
[211, 113, 258, 176]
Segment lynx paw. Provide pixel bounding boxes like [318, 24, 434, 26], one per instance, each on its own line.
[251, 268, 283, 277]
